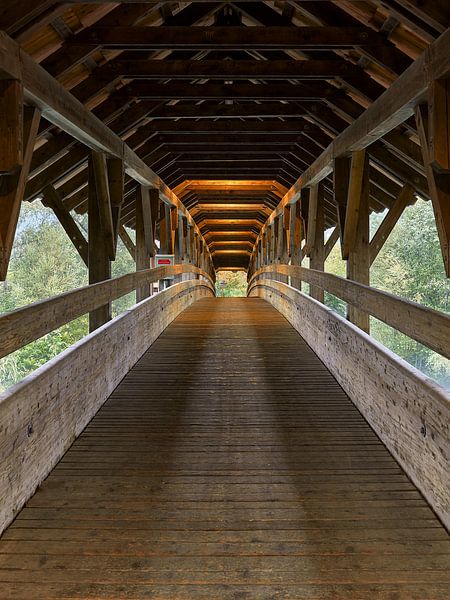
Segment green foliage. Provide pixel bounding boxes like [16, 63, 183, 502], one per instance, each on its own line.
[1, 198, 448, 392]
[325, 199, 450, 388]
[216, 270, 247, 297]
[0, 202, 136, 392]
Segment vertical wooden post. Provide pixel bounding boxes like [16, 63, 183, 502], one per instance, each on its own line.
[0, 85, 41, 279]
[342, 149, 367, 260]
[415, 97, 450, 277]
[158, 203, 169, 254]
[309, 188, 325, 302]
[107, 157, 125, 256]
[290, 201, 303, 290]
[270, 222, 276, 264]
[135, 186, 155, 302]
[346, 151, 370, 332]
[276, 211, 288, 282]
[88, 155, 111, 332]
[334, 155, 351, 257]
[170, 206, 178, 256]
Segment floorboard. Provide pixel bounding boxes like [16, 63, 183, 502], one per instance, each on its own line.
[1, 298, 449, 599]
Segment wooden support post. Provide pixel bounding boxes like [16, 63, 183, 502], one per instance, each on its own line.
[149, 190, 159, 254]
[415, 96, 450, 277]
[135, 185, 154, 302]
[324, 225, 340, 261]
[158, 203, 170, 254]
[305, 184, 319, 258]
[91, 150, 115, 261]
[290, 201, 303, 290]
[346, 151, 370, 332]
[0, 80, 23, 174]
[118, 224, 136, 258]
[342, 149, 368, 261]
[264, 231, 269, 266]
[277, 210, 288, 283]
[88, 155, 111, 332]
[310, 187, 325, 303]
[170, 206, 178, 255]
[370, 184, 414, 265]
[181, 216, 188, 261]
[42, 184, 88, 266]
[176, 213, 183, 263]
[0, 90, 41, 279]
[269, 222, 276, 264]
[107, 157, 124, 256]
[333, 156, 351, 256]
[189, 227, 195, 265]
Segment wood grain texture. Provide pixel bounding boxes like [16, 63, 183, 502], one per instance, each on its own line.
[249, 283, 450, 530]
[0, 281, 214, 537]
[249, 265, 450, 359]
[0, 297, 449, 598]
[0, 265, 213, 359]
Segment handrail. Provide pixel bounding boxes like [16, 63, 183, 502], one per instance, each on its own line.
[0, 265, 214, 360]
[248, 265, 450, 360]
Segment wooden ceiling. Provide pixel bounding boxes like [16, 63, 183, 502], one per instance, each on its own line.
[3, 1, 448, 271]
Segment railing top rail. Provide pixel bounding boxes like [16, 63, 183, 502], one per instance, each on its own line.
[248, 264, 450, 360]
[0, 265, 214, 360]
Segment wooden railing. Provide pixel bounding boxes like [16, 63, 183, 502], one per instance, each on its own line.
[248, 265, 450, 531]
[0, 264, 214, 360]
[248, 264, 450, 360]
[0, 269, 215, 536]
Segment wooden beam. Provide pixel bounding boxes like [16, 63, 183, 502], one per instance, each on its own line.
[304, 184, 319, 257]
[310, 191, 325, 302]
[102, 59, 360, 80]
[291, 202, 303, 291]
[250, 264, 450, 360]
[370, 184, 415, 265]
[0, 104, 40, 280]
[144, 120, 314, 134]
[88, 155, 111, 332]
[253, 27, 450, 250]
[342, 150, 367, 261]
[346, 152, 370, 332]
[107, 157, 124, 256]
[120, 81, 341, 101]
[42, 184, 88, 266]
[333, 156, 350, 253]
[0, 32, 213, 264]
[0, 80, 23, 174]
[392, 0, 449, 33]
[250, 278, 450, 530]
[324, 225, 340, 260]
[118, 224, 135, 259]
[135, 186, 154, 302]
[0, 0, 56, 35]
[145, 103, 308, 119]
[74, 26, 382, 50]
[0, 277, 213, 536]
[91, 151, 115, 261]
[415, 103, 450, 276]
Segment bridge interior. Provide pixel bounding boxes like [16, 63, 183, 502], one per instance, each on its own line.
[1, 298, 449, 598]
[0, 2, 450, 599]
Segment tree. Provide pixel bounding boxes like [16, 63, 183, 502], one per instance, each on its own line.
[0, 202, 136, 391]
[216, 270, 247, 296]
[325, 199, 449, 388]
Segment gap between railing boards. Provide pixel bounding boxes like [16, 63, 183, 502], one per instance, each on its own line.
[247, 264, 450, 360]
[0, 264, 215, 360]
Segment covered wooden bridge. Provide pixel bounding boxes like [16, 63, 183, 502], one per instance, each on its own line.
[0, 2, 449, 598]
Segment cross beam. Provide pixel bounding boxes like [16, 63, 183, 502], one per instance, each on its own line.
[72, 26, 383, 50]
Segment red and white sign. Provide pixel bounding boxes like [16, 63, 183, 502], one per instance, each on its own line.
[152, 255, 175, 277]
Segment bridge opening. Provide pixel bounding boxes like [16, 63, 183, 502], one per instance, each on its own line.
[0, 3, 449, 597]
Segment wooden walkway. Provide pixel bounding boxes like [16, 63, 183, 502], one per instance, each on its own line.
[1, 297, 449, 599]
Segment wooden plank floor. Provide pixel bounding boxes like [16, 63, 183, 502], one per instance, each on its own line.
[1, 297, 449, 599]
